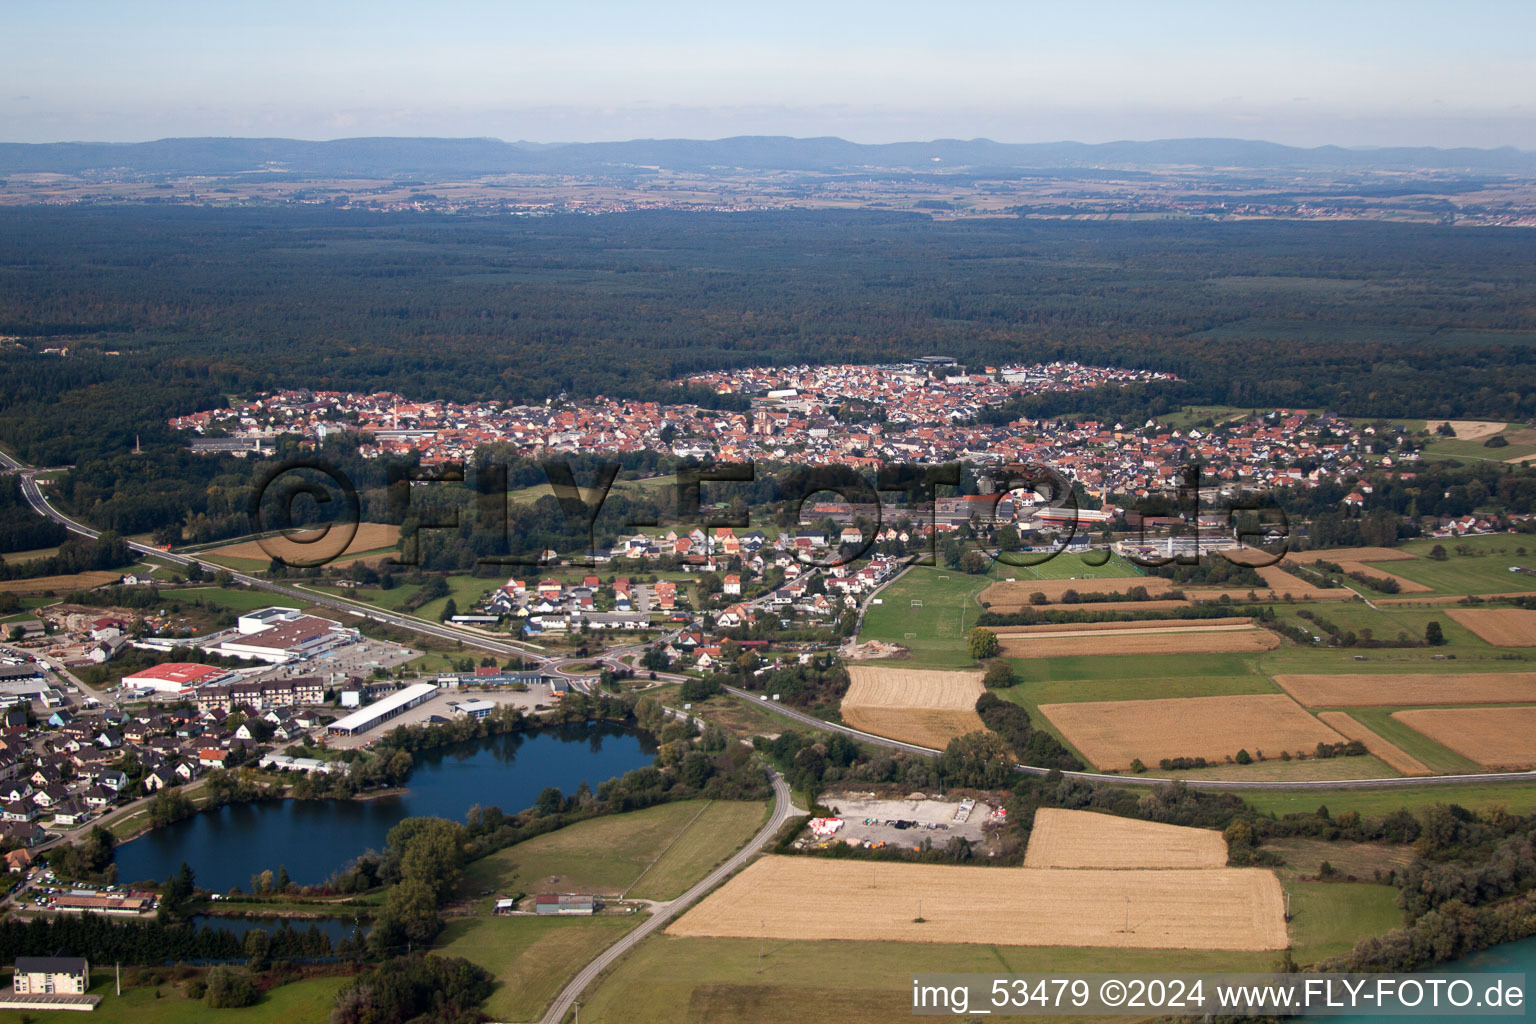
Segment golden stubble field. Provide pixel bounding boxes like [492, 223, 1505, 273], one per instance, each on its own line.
[1315, 713, 1431, 776]
[840, 667, 987, 749]
[998, 626, 1279, 659]
[205, 522, 400, 566]
[1391, 707, 1536, 769]
[1038, 693, 1347, 770]
[1275, 671, 1536, 707]
[1445, 608, 1536, 647]
[0, 570, 124, 594]
[1023, 809, 1229, 869]
[668, 856, 1287, 951]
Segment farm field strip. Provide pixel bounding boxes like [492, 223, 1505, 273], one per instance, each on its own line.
[668, 856, 1287, 950]
[1038, 693, 1348, 771]
[1023, 809, 1228, 869]
[997, 623, 1257, 641]
[993, 616, 1252, 634]
[1000, 628, 1279, 658]
[1274, 671, 1536, 707]
[1390, 707, 1536, 769]
[1316, 713, 1432, 776]
[838, 707, 986, 750]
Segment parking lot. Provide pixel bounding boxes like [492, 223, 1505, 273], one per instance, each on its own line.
[810, 793, 999, 848]
[327, 683, 569, 748]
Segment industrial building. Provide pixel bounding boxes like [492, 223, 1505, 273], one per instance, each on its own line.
[326, 682, 438, 736]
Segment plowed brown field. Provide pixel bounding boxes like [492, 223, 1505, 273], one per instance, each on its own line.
[1038, 694, 1347, 770]
[205, 522, 400, 566]
[668, 856, 1287, 950]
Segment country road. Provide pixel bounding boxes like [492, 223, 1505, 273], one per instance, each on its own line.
[538, 768, 795, 1024]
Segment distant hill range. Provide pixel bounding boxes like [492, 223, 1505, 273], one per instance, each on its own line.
[2, 136, 1533, 178]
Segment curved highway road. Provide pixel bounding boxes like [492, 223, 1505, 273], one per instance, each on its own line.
[539, 768, 795, 1024]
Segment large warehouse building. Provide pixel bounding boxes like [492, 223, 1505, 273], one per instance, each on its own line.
[121, 662, 237, 694]
[326, 682, 438, 737]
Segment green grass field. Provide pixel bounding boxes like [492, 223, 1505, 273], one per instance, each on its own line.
[1156, 404, 1252, 430]
[858, 566, 996, 668]
[1284, 882, 1405, 960]
[1157, 754, 1400, 782]
[1232, 781, 1536, 818]
[434, 914, 638, 1022]
[0, 975, 346, 1024]
[575, 931, 1316, 1024]
[994, 550, 1144, 582]
[174, 586, 304, 613]
[1384, 536, 1536, 596]
[459, 799, 768, 903]
[308, 573, 495, 621]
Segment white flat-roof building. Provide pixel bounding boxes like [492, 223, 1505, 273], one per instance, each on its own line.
[326, 682, 438, 736]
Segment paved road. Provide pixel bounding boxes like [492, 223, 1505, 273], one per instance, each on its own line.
[539, 768, 795, 1024]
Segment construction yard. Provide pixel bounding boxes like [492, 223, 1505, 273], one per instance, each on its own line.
[806, 792, 1001, 850]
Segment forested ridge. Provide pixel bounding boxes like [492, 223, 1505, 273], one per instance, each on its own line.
[1, 206, 1533, 472]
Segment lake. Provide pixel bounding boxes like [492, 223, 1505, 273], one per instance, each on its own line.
[114, 722, 656, 892]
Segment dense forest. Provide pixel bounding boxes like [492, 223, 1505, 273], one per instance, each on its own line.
[1, 206, 1534, 474]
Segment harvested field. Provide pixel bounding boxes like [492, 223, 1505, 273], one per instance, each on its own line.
[998, 626, 1279, 659]
[1316, 713, 1431, 776]
[1436, 420, 1508, 441]
[843, 666, 984, 709]
[204, 522, 400, 566]
[839, 708, 984, 750]
[0, 570, 123, 594]
[1287, 547, 1418, 564]
[841, 667, 987, 749]
[1275, 672, 1536, 707]
[1283, 548, 1431, 593]
[668, 856, 1287, 950]
[994, 617, 1252, 635]
[1024, 809, 1228, 869]
[980, 576, 1172, 611]
[1392, 708, 1536, 769]
[1446, 608, 1536, 647]
[1257, 565, 1325, 593]
[1038, 694, 1347, 771]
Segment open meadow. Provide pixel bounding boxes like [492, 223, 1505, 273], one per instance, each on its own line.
[668, 856, 1287, 950]
[458, 798, 768, 901]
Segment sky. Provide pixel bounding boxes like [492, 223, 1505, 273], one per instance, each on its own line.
[4, 0, 1533, 148]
